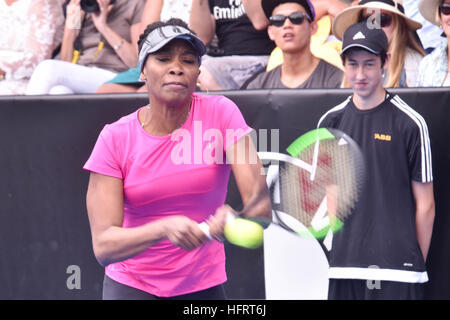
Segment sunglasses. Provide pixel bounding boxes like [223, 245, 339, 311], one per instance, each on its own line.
[360, 12, 393, 28]
[440, 3, 450, 16]
[269, 12, 312, 27]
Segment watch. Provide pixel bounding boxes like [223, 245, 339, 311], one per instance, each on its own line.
[113, 38, 124, 51]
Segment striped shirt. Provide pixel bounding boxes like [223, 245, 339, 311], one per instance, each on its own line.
[318, 93, 432, 283]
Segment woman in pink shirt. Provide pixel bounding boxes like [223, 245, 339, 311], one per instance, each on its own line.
[83, 18, 271, 299]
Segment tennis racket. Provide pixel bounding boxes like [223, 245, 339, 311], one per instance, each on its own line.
[199, 128, 364, 246]
[259, 127, 365, 241]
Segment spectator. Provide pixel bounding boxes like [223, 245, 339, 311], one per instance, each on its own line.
[320, 21, 434, 300]
[96, 0, 193, 94]
[416, 0, 450, 87]
[0, 0, 64, 95]
[189, 0, 275, 91]
[403, 0, 443, 53]
[332, 0, 427, 87]
[243, 0, 351, 74]
[26, 0, 144, 95]
[243, 0, 343, 89]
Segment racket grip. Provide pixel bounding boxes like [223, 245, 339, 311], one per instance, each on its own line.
[198, 222, 213, 240]
[199, 212, 235, 241]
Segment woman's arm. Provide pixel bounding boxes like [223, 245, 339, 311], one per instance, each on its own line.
[61, 0, 85, 62]
[229, 135, 272, 219]
[189, 0, 216, 45]
[242, 0, 269, 30]
[91, 0, 139, 68]
[207, 134, 272, 237]
[139, 0, 164, 35]
[86, 172, 208, 267]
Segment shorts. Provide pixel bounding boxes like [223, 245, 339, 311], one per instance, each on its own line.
[201, 55, 269, 90]
[102, 274, 227, 300]
[328, 278, 425, 300]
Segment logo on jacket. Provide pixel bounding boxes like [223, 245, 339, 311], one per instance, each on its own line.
[374, 133, 391, 141]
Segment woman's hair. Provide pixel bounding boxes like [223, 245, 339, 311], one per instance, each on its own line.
[137, 18, 197, 53]
[384, 14, 426, 88]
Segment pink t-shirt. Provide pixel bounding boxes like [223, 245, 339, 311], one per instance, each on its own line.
[83, 93, 252, 297]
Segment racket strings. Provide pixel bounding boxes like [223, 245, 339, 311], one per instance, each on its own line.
[277, 139, 359, 230]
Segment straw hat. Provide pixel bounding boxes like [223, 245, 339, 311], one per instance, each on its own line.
[332, 0, 422, 40]
[419, 0, 442, 26]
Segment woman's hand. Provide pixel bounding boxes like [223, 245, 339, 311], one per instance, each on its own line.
[91, 0, 114, 34]
[65, 0, 85, 32]
[164, 216, 209, 250]
[206, 205, 236, 241]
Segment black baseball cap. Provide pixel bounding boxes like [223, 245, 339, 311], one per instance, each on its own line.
[262, 0, 316, 21]
[341, 21, 388, 56]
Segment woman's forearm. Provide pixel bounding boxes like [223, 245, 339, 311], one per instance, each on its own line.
[98, 25, 138, 68]
[60, 28, 78, 62]
[93, 221, 167, 267]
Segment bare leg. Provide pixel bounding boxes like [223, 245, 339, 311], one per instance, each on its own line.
[95, 83, 143, 94]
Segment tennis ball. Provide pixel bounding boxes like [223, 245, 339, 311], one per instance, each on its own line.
[224, 218, 264, 249]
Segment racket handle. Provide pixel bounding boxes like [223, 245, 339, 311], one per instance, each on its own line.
[198, 222, 213, 240]
[199, 212, 236, 241]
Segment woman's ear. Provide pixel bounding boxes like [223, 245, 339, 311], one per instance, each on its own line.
[139, 70, 146, 81]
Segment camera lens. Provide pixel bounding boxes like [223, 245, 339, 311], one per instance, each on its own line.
[80, 0, 99, 13]
[80, 0, 116, 13]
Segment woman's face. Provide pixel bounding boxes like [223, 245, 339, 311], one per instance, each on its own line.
[361, 9, 396, 42]
[141, 39, 200, 106]
[441, 0, 450, 38]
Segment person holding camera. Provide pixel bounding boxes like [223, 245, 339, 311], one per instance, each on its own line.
[26, 0, 144, 95]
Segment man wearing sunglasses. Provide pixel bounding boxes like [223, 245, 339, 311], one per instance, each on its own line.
[243, 0, 343, 90]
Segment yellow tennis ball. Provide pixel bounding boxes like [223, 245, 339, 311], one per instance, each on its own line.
[224, 218, 264, 249]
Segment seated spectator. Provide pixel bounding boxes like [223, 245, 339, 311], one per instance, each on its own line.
[332, 0, 427, 88]
[243, 0, 343, 89]
[0, 0, 64, 95]
[189, 0, 275, 91]
[416, 0, 450, 86]
[403, 0, 444, 53]
[26, 0, 144, 95]
[243, 0, 351, 73]
[96, 0, 193, 94]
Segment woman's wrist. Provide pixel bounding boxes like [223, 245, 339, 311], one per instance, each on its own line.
[63, 26, 80, 41]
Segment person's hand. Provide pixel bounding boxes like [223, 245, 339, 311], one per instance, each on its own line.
[65, 0, 85, 32]
[163, 216, 209, 250]
[91, 0, 114, 34]
[0, 68, 5, 80]
[206, 205, 236, 241]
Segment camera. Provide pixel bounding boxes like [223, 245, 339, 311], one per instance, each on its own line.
[80, 0, 116, 13]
